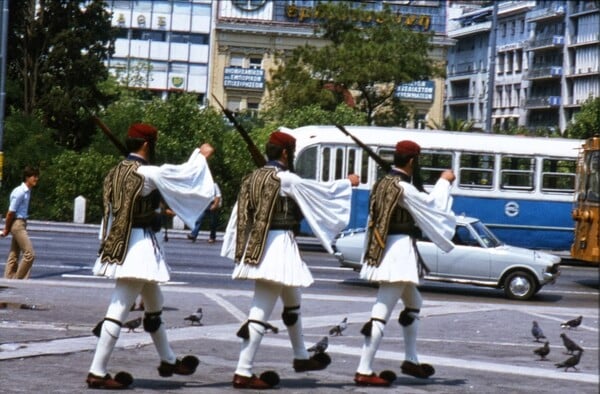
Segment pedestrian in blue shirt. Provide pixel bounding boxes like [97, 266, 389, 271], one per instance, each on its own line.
[2, 166, 40, 279]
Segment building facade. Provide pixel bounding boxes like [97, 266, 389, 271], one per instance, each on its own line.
[104, 0, 213, 102]
[446, 0, 599, 133]
[211, 0, 451, 128]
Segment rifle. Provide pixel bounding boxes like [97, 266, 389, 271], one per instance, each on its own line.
[335, 124, 391, 172]
[80, 102, 128, 157]
[211, 94, 266, 167]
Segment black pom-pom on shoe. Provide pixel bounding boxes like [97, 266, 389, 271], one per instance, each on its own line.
[259, 370, 280, 387]
[379, 370, 397, 383]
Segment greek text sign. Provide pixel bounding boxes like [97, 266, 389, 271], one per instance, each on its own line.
[224, 67, 264, 90]
[395, 81, 435, 102]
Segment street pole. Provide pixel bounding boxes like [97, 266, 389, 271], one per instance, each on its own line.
[0, 0, 9, 185]
[485, 0, 498, 133]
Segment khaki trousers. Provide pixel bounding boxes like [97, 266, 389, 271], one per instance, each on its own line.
[4, 220, 35, 279]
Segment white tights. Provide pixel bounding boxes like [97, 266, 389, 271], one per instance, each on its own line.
[89, 279, 176, 376]
[356, 282, 422, 375]
[235, 280, 309, 377]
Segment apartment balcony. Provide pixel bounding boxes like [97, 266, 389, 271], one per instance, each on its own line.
[526, 66, 563, 80]
[568, 66, 599, 77]
[563, 97, 587, 107]
[524, 96, 561, 109]
[446, 95, 473, 104]
[526, 4, 565, 22]
[526, 35, 565, 51]
[569, 2, 600, 17]
[448, 21, 492, 38]
[569, 33, 600, 47]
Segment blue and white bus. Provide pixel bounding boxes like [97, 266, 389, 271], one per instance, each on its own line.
[285, 125, 583, 251]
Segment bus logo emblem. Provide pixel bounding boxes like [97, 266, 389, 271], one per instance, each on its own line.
[505, 201, 520, 217]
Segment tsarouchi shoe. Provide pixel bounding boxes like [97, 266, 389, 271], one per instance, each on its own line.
[86, 372, 133, 390]
[355, 370, 396, 387]
[400, 360, 435, 378]
[157, 355, 199, 377]
[232, 371, 279, 389]
[293, 352, 331, 372]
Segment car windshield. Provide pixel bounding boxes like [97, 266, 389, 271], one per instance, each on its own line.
[471, 221, 503, 248]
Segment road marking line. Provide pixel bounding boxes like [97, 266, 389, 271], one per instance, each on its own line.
[201, 290, 247, 322]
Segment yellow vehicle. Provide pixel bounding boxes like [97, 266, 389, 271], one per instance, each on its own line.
[571, 135, 600, 264]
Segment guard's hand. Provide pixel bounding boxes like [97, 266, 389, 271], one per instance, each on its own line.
[441, 170, 456, 184]
[347, 174, 360, 187]
[199, 143, 215, 159]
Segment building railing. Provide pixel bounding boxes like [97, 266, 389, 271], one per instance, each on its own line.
[526, 4, 565, 22]
[526, 35, 565, 50]
[525, 96, 561, 108]
[527, 66, 563, 79]
[570, 33, 600, 45]
[446, 95, 473, 102]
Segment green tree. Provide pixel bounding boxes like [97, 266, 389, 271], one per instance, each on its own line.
[565, 97, 600, 139]
[267, 2, 442, 126]
[38, 150, 119, 222]
[428, 116, 475, 132]
[0, 111, 64, 218]
[6, 0, 116, 150]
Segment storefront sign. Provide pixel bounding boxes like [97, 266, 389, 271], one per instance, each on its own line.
[395, 81, 435, 102]
[224, 67, 264, 90]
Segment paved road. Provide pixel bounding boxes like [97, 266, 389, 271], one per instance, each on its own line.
[0, 222, 598, 393]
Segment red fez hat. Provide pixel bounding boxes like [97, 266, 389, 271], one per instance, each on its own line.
[396, 140, 421, 156]
[269, 130, 296, 149]
[128, 123, 157, 142]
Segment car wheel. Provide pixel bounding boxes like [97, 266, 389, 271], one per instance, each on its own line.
[503, 271, 536, 300]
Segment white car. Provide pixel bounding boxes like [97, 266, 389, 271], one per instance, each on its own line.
[333, 216, 561, 301]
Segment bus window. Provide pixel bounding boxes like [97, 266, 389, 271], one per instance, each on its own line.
[421, 151, 453, 186]
[375, 148, 394, 180]
[459, 153, 494, 189]
[296, 146, 318, 180]
[348, 149, 356, 176]
[585, 151, 600, 202]
[541, 158, 576, 193]
[361, 150, 369, 184]
[501, 156, 535, 191]
[322, 147, 331, 182]
[335, 147, 344, 179]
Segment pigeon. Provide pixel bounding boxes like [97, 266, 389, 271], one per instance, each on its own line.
[184, 308, 203, 325]
[307, 336, 329, 354]
[560, 333, 583, 354]
[329, 317, 348, 336]
[555, 349, 583, 372]
[560, 315, 582, 329]
[123, 317, 142, 332]
[533, 341, 550, 360]
[531, 321, 546, 342]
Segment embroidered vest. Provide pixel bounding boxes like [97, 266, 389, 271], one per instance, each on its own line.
[99, 160, 147, 264]
[363, 174, 416, 267]
[235, 167, 301, 264]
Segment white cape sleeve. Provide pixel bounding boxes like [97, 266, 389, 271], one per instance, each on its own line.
[140, 148, 215, 230]
[220, 201, 238, 260]
[401, 179, 456, 253]
[279, 172, 352, 254]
